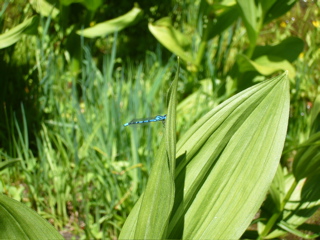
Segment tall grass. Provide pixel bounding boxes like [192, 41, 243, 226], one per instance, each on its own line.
[2, 32, 181, 238]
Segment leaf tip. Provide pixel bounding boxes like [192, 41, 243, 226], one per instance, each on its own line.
[284, 70, 289, 76]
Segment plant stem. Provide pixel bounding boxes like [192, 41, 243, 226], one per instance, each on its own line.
[195, 36, 208, 68]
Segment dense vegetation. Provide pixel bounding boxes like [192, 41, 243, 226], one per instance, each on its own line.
[0, 0, 319, 239]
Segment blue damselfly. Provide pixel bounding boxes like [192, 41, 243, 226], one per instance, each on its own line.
[123, 114, 167, 127]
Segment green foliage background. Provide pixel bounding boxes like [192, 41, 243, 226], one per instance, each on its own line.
[0, 0, 319, 239]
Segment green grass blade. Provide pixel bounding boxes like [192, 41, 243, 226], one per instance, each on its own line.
[168, 72, 290, 239]
[278, 220, 320, 239]
[166, 58, 179, 175]
[119, 61, 179, 239]
[292, 132, 320, 181]
[0, 158, 21, 171]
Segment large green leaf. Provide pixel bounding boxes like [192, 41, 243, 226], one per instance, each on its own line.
[260, 0, 277, 16]
[148, 17, 194, 65]
[237, 54, 296, 78]
[60, 0, 102, 11]
[236, 37, 303, 78]
[168, 72, 290, 239]
[120, 72, 289, 239]
[119, 60, 179, 239]
[206, 3, 240, 40]
[252, 37, 304, 63]
[264, 0, 297, 24]
[77, 7, 143, 38]
[30, 0, 59, 18]
[0, 16, 39, 49]
[0, 194, 64, 239]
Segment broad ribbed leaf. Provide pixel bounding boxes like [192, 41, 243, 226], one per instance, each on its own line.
[118, 195, 143, 239]
[168, 72, 290, 239]
[133, 139, 173, 239]
[237, 54, 296, 78]
[0, 194, 64, 239]
[77, 7, 143, 38]
[252, 37, 304, 63]
[148, 17, 194, 64]
[264, 0, 297, 24]
[0, 16, 39, 49]
[119, 61, 179, 239]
